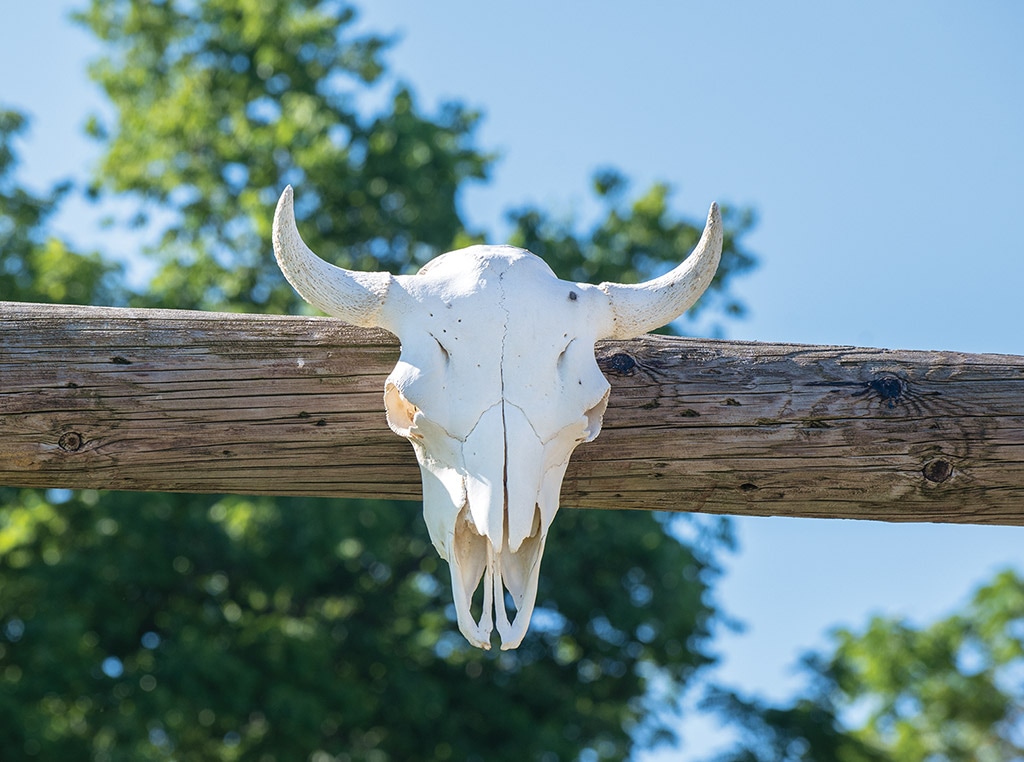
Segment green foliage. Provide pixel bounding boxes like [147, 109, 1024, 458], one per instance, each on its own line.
[0, 487, 727, 761]
[0, 1, 762, 759]
[0, 110, 123, 305]
[708, 570, 1024, 762]
[831, 570, 1024, 761]
[77, 0, 490, 313]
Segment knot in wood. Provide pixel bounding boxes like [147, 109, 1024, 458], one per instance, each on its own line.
[867, 375, 905, 409]
[58, 432, 84, 452]
[923, 458, 953, 483]
[601, 353, 637, 376]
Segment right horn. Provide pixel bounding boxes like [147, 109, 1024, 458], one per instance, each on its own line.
[273, 185, 393, 328]
[598, 202, 723, 339]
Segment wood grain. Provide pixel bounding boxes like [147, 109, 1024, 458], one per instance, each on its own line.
[3, 301, 1023, 526]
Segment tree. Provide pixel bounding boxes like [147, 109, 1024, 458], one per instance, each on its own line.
[706, 570, 1024, 762]
[77, 0, 490, 314]
[0, 1, 755, 759]
[0, 109, 122, 306]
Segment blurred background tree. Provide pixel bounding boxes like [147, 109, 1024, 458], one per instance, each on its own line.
[0, 1, 755, 760]
[706, 569, 1024, 762]
[0, 109, 123, 306]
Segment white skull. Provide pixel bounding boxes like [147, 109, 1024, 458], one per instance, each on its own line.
[272, 186, 722, 650]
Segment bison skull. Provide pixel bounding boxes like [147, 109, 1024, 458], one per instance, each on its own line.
[272, 186, 722, 650]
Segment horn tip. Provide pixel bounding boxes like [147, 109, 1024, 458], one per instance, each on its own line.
[708, 201, 721, 226]
[274, 185, 296, 228]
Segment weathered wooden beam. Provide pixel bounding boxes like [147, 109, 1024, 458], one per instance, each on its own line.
[2, 300, 1023, 526]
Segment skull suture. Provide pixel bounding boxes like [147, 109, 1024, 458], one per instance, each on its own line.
[272, 186, 722, 650]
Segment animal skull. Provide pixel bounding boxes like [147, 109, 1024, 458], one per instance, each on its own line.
[272, 186, 722, 650]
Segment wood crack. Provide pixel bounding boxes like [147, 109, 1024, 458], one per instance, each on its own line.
[2, 301, 1023, 526]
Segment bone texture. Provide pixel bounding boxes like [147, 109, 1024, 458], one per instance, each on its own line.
[271, 187, 722, 649]
[599, 202, 722, 339]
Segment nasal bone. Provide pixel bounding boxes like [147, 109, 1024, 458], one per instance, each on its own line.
[461, 402, 547, 551]
[461, 403, 507, 549]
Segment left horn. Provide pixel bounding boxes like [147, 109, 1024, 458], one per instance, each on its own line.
[273, 185, 393, 328]
[597, 202, 723, 339]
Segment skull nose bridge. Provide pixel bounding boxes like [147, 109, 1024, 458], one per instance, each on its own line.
[461, 402, 508, 550]
[500, 402, 548, 553]
[458, 399, 553, 650]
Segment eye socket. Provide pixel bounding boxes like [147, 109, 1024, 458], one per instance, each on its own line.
[384, 382, 420, 438]
[556, 339, 575, 372]
[433, 335, 451, 364]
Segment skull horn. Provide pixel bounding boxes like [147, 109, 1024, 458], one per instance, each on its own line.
[272, 185, 393, 328]
[598, 202, 723, 339]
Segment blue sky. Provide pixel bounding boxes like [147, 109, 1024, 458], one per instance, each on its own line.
[3, 1, 1024, 758]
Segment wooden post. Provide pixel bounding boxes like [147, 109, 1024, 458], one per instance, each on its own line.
[3, 300, 1023, 526]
